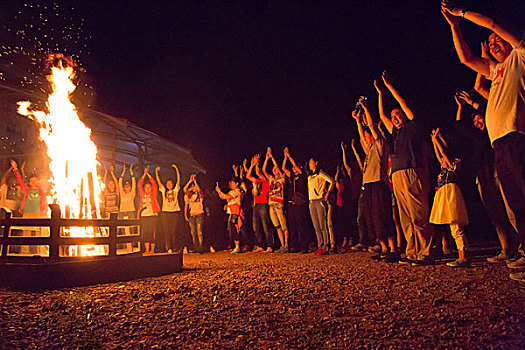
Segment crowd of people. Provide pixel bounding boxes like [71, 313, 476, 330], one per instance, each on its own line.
[0, 3, 523, 283]
[212, 2, 525, 282]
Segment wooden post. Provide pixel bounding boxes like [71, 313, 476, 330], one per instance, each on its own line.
[108, 212, 118, 258]
[87, 172, 97, 218]
[49, 204, 61, 260]
[0, 209, 12, 260]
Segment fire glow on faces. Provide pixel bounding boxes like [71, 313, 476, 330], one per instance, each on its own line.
[488, 33, 513, 63]
[17, 55, 107, 257]
[391, 108, 407, 129]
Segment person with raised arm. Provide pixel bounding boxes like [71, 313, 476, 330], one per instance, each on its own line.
[441, 2, 525, 278]
[355, 96, 398, 262]
[455, 92, 520, 263]
[138, 166, 160, 254]
[262, 147, 289, 253]
[307, 155, 335, 255]
[339, 142, 360, 251]
[374, 72, 433, 265]
[216, 177, 243, 254]
[101, 165, 119, 219]
[429, 128, 470, 267]
[0, 162, 23, 215]
[118, 164, 137, 220]
[246, 154, 274, 253]
[183, 174, 206, 253]
[155, 164, 182, 253]
[282, 147, 311, 253]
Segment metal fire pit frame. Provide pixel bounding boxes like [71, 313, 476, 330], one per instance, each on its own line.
[0, 204, 182, 289]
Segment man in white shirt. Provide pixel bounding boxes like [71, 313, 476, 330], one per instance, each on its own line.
[442, 2, 525, 279]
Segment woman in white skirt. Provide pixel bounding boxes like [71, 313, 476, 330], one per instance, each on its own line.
[429, 128, 469, 267]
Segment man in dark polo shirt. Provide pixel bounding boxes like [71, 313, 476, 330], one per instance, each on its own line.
[375, 72, 433, 264]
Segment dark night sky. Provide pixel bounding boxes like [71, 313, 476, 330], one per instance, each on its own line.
[3, 0, 525, 182]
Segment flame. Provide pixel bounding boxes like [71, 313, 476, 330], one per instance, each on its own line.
[17, 57, 107, 257]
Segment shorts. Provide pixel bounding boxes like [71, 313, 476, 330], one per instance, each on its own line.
[269, 202, 287, 231]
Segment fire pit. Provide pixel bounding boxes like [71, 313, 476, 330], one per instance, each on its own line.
[0, 55, 182, 289]
[0, 204, 182, 288]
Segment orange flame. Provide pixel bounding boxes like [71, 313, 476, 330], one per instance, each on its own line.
[17, 57, 107, 257]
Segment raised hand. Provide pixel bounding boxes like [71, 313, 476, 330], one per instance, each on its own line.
[340, 141, 346, 150]
[121, 164, 126, 177]
[441, 1, 462, 16]
[155, 166, 160, 172]
[144, 165, 150, 176]
[430, 128, 440, 140]
[351, 139, 357, 150]
[266, 147, 272, 159]
[458, 91, 473, 105]
[215, 182, 220, 192]
[358, 96, 368, 108]
[110, 165, 115, 174]
[10, 159, 17, 170]
[130, 164, 134, 176]
[232, 164, 238, 172]
[351, 109, 360, 120]
[373, 79, 383, 93]
[480, 40, 490, 59]
[254, 154, 261, 163]
[382, 70, 392, 86]
[283, 147, 290, 157]
[243, 158, 248, 169]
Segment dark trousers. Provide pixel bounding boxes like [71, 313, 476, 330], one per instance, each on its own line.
[494, 132, 525, 241]
[288, 204, 310, 251]
[161, 211, 183, 251]
[252, 203, 273, 249]
[363, 181, 395, 242]
[357, 191, 372, 245]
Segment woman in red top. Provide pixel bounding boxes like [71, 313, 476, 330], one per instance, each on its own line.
[138, 166, 160, 254]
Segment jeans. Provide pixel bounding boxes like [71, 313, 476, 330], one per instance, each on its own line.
[309, 200, 329, 250]
[252, 203, 273, 249]
[189, 214, 205, 251]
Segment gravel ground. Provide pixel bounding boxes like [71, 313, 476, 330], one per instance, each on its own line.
[1, 250, 525, 349]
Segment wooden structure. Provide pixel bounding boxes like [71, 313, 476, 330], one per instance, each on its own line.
[0, 204, 183, 289]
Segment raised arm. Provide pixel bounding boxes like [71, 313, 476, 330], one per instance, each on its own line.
[359, 97, 380, 140]
[431, 130, 445, 165]
[1, 165, 12, 186]
[351, 139, 364, 172]
[183, 175, 194, 193]
[246, 156, 258, 183]
[10, 160, 27, 192]
[474, 41, 491, 99]
[110, 166, 119, 192]
[232, 164, 239, 177]
[351, 109, 369, 152]
[172, 163, 180, 190]
[155, 166, 165, 192]
[374, 79, 394, 134]
[432, 128, 454, 169]
[340, 142, 352, 179]
[262, 148, 272, 180]
[254, 154, 266, 181]
[130, 165, 136, 195]
[215, 182, 234, 201]
[286, 148, 302, 175]
[282, 148, 291, 178]
[454, 94, 465, 122]
[441, 4, 492, 76]
[382, 71, 414, 120]
[443, 1, 520, 48]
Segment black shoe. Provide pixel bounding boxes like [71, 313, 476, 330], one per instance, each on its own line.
[411, 257, 434, 266]
[398, 257, 414, 265]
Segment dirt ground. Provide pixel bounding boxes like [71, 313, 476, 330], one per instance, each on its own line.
[1, 249, 525, 349]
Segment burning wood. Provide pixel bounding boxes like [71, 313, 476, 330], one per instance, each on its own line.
[16, 55, 107, 257]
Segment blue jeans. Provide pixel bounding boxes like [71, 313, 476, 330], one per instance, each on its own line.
[252, 203, 273, 249]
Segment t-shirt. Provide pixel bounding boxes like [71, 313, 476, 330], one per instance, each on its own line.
[336, 179, 345, 207]
[252, 178, 269, 205]
[141, 193, 155, 217]
[160, 185, 181, 212]
[486, 37, 525, 144]
[362, 136, 390, 185]
[24, 188, 41, 214]
[0, 184, 22, 211]
[268, 174, 285, 204]
[391, 120, 426, 174]
[119, 177, 136, 212]
[307, 170, 335, 201]
[104, 191, 119, 214]
[185, 192, 204, 216]
[226, 188, 242, 214]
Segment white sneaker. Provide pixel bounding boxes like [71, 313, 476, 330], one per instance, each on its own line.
[509, 271, 525, 282]
[507, 256, 525, 269]
[231, 247, 240, 254]
[265, 247, 273, 253]
[210, 246, 216, 253]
